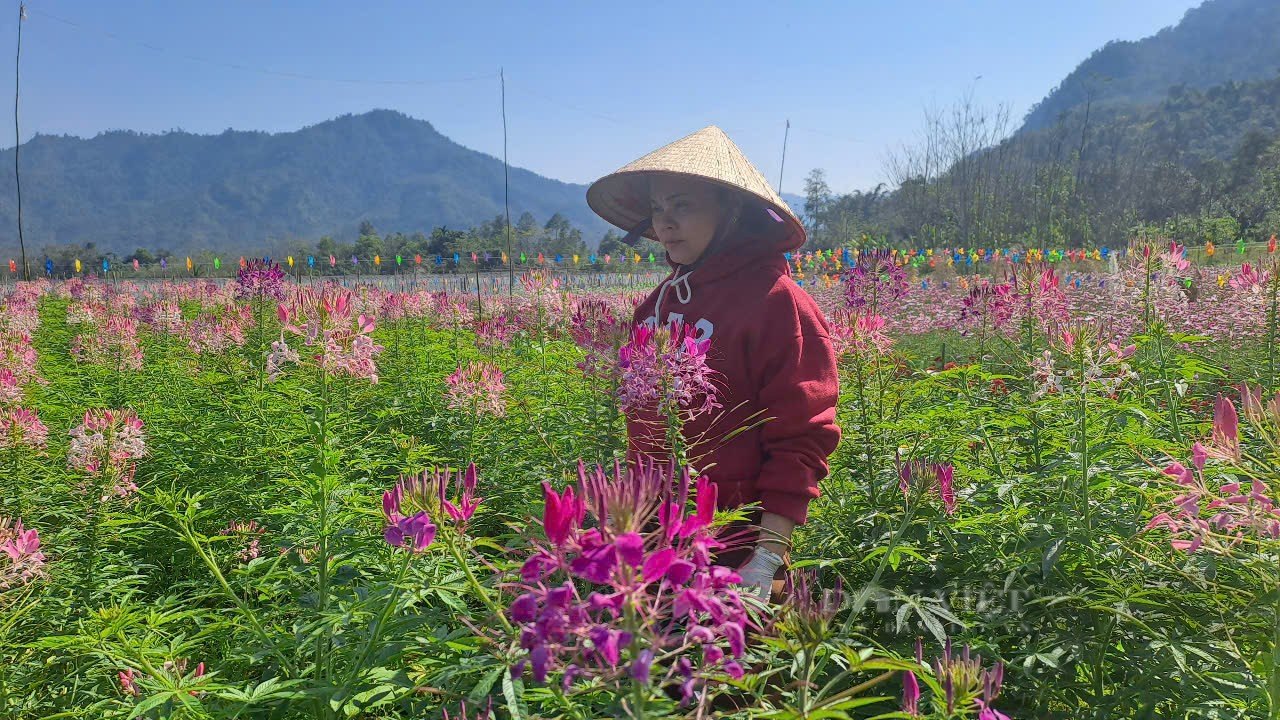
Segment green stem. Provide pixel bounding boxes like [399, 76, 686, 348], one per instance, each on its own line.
[1153, 329, 1182, 443]
[177, 522, 297, 676]
[313, 371, 334, 693]
[1270, 590, 1280, 720]
[447, 534, 514, 634]
[1078, 353, 1093, 551]
[342, 551, 413, 689]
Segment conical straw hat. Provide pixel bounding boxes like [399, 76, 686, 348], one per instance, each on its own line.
[586, 126, 805, 249]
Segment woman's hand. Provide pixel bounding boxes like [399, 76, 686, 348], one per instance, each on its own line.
[737, 545, 785, 597]
[736, 511, 795, 598]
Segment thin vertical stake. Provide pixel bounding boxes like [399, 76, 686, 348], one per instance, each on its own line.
[777, 119, 790, 195]
[501, 68, 513, 298]
[14, 4, 28, 281]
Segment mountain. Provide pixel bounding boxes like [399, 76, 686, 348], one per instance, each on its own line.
[1021, 0, 1280, 133]
[805, 0, 1280, 251]
[0, 109, 610, 257]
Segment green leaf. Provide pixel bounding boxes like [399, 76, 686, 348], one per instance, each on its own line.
[1041, 537, 1067, 579]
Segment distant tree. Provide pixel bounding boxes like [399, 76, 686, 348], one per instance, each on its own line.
[126, 247, 156, 265]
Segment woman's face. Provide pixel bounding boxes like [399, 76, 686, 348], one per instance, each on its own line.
[649, 176, 724, 266]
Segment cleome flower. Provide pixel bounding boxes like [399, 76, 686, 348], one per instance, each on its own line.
[272, 285, 384, 383]
[67, 408, 147, 502]
[898, 457, 957, 516]
[1145, 394, 1280, 554]
[0, 516, 45, 590]
[618, 322, 720, 420]
[503, 458, 752, 705]
[445, 361, 507, 417]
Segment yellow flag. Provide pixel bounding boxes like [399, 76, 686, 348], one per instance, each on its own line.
[374, 255, 381, 266]
[573, 254, 579, 264]
[186, 257, 193, 271]
[75, 258, 82, 273]
[288, 256, 294, 267]
[501, 252, 508, 264]
[634, 253, 640, 263]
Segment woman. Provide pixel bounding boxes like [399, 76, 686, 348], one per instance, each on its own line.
[586, 126, 841, 598]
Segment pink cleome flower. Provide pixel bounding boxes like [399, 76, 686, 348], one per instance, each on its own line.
[445, 361, 506, 417]
[0, 516, 45, 589]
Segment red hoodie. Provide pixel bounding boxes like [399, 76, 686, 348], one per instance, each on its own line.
[627, 231, 841, 526]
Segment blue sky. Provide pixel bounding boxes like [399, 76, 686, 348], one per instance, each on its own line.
[0, 0, 1201, 193]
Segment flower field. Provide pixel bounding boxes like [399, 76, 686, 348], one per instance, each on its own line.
[2, 246, 1280, 719]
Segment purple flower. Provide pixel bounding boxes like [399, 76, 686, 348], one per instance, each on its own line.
[529, 646, 550, 683]
[843, 250, 908, 313]
[503, 458, 750, 696]
[642, 547, 674, 581]
[665, 559, 695, 585]
[628, 649, 654, 684]
[570, 544, 617, 584]
[383, 511, 436, 552]
[617, 322, 720, 419]
[234, 259, 286, 301]
[510, 594, 538, 624]
[615, 532, 644, 569]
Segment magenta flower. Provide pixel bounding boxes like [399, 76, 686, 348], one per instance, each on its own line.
[569, 297, 630, 377]
[902, 671, 920, 717]
[898, 458, 958, 515]
[957, 279, 1015, 335]
[0, 331, 40, 390]
[119, 668, 140, 697]
[925, 638, 1007, 716]
[475, 315, 516, 350]
[441, 463, 483, 529]
[542, 481, 585, 546]
[503, 458, 751, 703]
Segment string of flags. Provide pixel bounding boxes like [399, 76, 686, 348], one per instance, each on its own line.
[9, 235, 1276, 277]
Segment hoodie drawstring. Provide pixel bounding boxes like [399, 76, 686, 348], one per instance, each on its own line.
[653, 267, 694, 328]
